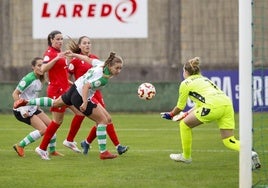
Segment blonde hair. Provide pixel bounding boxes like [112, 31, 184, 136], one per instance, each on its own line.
[184, 57, 200, 75]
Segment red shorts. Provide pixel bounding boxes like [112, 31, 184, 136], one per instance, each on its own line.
[47, 85, 69, 113]
[92, 90, 105, 108]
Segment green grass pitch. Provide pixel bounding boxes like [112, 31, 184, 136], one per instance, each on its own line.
[0, 113, 239, 188]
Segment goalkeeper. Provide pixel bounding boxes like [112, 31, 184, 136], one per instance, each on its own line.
[161, 57, 240, 163]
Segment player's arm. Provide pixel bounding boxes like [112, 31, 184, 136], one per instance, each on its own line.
[161, 106, 183, 120]
[68, 52, 92, 63]
[12, 89, 21, 101]
[80, 82, 91, 112]
[90, 77, 108, 89]
[161, 82, 188, 120]
[41, 52, 66, 73]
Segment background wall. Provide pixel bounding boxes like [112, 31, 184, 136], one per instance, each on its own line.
[4, 0, 267, 113]
[0, 0, 239, 83]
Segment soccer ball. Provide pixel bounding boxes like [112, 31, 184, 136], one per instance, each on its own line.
[137, 83, 156, 100]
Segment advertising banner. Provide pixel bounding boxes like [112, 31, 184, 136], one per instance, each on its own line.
[32, 0, 147, 39]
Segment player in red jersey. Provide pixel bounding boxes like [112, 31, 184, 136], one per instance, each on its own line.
[63, 36, 128, 155]
[37, 30, 71, 157]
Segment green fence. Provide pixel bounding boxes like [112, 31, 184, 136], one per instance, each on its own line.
[0, 82, 179, 113]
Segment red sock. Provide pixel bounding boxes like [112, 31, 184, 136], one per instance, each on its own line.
[107, 123, 120, 146]
[40, 121, 60, 150]
[86, 125, 97, 143]
[66, 115, 85, 142]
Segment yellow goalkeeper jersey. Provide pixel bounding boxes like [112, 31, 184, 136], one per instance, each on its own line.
[177, 74, 232, 110]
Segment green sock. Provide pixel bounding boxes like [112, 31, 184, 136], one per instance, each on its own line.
[96, 124, 107, 153]
[222, 136, 240, 151]
[179, 121, 192, 159]
[28, 97, 53, 107]
[48, 134, 57, 153]
[19, 130, 41, 147]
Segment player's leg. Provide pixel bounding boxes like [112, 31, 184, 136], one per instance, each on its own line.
[81, 123, 129, 155]
[35, 111, 64, 160]
[36, 110, 63, 155]
[218, 105, 240, 151]
[81, 125, 96, 155]
[13, 111, 45, 157]
[97, 103, 128, 155]
[14, 96, 66, 109]
[170, 109, 202, 163]
[87, 103, 117, 160]
[63, 114, 84, 153]
[106, 123, 128, 155]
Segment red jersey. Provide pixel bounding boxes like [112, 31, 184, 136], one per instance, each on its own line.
[68, 54, 99, 79]
[43, 46, 69, 91]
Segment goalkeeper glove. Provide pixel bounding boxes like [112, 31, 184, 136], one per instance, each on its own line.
[160, 112, 174, 120]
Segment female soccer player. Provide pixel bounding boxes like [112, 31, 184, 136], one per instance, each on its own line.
[12, 57, 59, 157]
[63, 36, 128, 155]
[37, 30, 71, 157]
[14, 52, 123, 160]
[161, 57, 240, 163]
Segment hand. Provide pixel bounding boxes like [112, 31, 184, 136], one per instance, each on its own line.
[172, 111, 188, 121]
[79, 102, 87, 112]
[160, 112, 174, 120]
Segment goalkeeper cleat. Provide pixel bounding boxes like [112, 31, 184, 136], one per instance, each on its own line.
[117, 145, 129, 155]
[170, 153, 192, 164]
[13, 144, 25, 157]
[252, 151, 261, 170]
[100, 150, 118, 160]
[35, 147, 50, 160]
[80, 140, 90, 155]
[50, 151, 64, 157]
[63, 139, 81, 153]
[13, 98, 28, 109]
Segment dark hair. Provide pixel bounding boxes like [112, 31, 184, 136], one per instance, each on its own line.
[31, 57, 43, 66]
[47, 30, 62, 46]
[31, 57, 45, 82]
[184, 57, 201, 75]
[66, 36, 89, 54]
[104, 52, 123, 67]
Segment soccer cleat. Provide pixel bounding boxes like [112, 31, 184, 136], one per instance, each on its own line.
[170, 153, 192, 164]
[50, 151, 64, 157]
[80, 140, 90, 155]
[13, 98, 28, 109]
[35, 147, 50, 160]
[13, 144, 25, 157]
[117, 145, 129, 155]
[63, 139, 81, 153]
[252, 151, 261, 170]
[100, 150, 118, 160]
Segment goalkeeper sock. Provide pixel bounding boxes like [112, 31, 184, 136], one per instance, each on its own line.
[179, 121, 192, 159]
[222, 136, 240, 151]
[96, 124, 107, 153]
[19, 130, 41, 147]
[28, 97, 53, 107]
